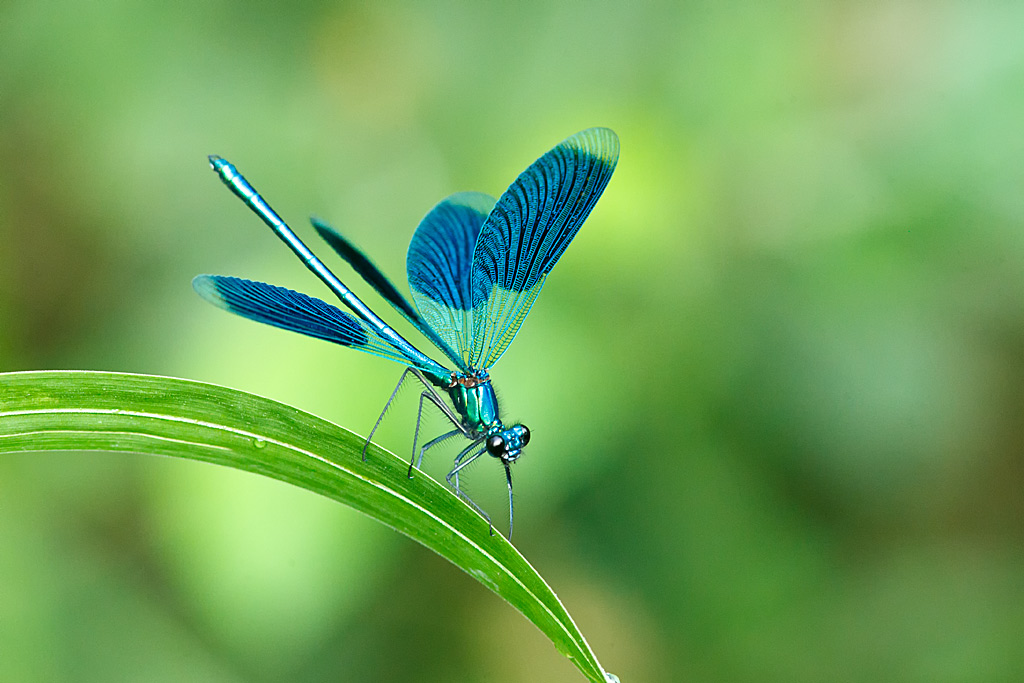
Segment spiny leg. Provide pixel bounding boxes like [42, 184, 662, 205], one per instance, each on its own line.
[504, 464, 514, 540]
[408, 388, 472, 478]
[363, 367, 416, 461]
[449, 436, 485, 492]
[364, 367, 462, 461]
[446, 443, 495, 534]
[408, 427, 462, 479]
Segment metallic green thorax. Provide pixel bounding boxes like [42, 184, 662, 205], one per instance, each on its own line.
[447, 374, 500, 431]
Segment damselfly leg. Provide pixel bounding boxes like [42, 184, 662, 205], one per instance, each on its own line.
[362, 367, 464, 460]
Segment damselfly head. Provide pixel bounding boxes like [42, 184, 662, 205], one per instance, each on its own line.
[486, 424, 530, 463]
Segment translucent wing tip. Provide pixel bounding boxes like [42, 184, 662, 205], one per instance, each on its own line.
[441, 191, 498, 215]
[193, 274, 256, 315]
[566, 127, 620, 168]
[192, 273, 213, 294]
[192, 274, 229, 308]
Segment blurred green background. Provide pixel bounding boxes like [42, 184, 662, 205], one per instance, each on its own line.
[2, 0, 1022, 681]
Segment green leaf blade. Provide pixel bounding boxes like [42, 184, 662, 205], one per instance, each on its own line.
[0, 370, 612, 682]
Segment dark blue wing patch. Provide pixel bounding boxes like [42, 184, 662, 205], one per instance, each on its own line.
[406, 191, 496, 366]
[193, 275, 438, 370]
[469, 127, 619, 369]
[311, 217, 421, 323]
[313, 217, 468, 370]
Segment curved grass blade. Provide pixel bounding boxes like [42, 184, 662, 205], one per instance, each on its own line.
[0, 370, 615, 683]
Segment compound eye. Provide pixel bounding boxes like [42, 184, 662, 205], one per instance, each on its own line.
[520, 426, 530, 447]
[486, 435, 505, 456]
